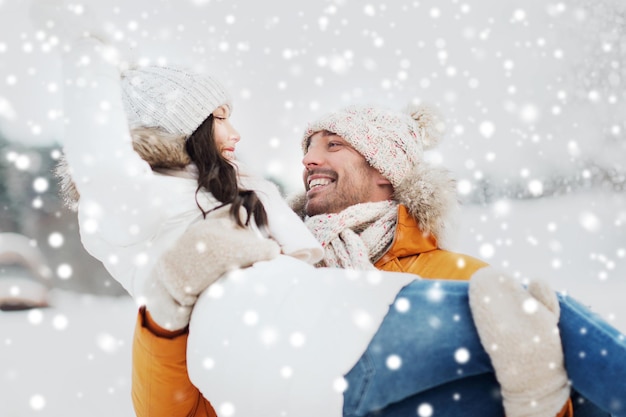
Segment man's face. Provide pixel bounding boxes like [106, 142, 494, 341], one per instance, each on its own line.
[302, 131, 392, 216]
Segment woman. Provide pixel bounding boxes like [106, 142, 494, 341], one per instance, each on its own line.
[57, 37, 625, 417]
[58, 35, 416, 416]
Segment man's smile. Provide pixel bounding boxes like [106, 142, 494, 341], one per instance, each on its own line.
[308, 178, 333, 189]
[306, 173, 336, 194]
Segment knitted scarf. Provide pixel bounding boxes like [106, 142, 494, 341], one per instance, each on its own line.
[304, 200, 399, 270]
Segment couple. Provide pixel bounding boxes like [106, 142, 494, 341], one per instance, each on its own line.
[57, 37, 626, 417]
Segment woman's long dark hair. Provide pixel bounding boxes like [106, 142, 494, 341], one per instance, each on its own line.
[185, 114, 268, 230]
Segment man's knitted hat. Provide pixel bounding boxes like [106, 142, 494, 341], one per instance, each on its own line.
[302, 103, 444, 188]
[299, 103, 459, 249]
[120, 66, 232, 136]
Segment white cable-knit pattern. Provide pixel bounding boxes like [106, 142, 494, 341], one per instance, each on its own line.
[121, 65, 232, 136]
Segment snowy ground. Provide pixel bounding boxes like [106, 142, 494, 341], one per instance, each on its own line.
[1, 190, 624, 417]
[1, 291, 137, 417]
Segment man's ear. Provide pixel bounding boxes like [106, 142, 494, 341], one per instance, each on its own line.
[375, 175, 394, 200]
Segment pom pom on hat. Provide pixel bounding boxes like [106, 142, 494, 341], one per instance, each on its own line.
[302, 102, 445, 187]
[404, 103, 445, 151]
[120, 65, 232, 136]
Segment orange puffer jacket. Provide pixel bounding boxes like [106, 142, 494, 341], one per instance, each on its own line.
[131, 205, 572, 417]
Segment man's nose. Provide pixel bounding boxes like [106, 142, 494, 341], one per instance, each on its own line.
[302, 147, 322, 167]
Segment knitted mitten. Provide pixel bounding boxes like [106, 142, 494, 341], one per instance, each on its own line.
[29, 0, 113, 46]
[143, 206, 280, 330]
[468, 267, 570, 417]
[29, 0, 133, 67]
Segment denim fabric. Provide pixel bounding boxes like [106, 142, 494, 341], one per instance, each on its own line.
[343, 280, 626, 417]
[559, 294, 626, 416]
[353, 373, 504, 417]
[351, 385, 609, 417]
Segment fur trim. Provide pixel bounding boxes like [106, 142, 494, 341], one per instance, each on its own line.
[54, 155, 80, 212]
[287, 160, 459, 250]
[285, 192, 308, 220]
[129, 128, 190, 169]
[392, 161, 459, 249]
[55, 128, 190, 211]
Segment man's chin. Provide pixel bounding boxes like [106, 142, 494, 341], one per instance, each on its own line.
[304, 197, 327, 217]
[304, 202, 322, 217]
[305, 199, 346, 217]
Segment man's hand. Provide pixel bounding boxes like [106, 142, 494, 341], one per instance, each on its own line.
[469, 267, 570, 417]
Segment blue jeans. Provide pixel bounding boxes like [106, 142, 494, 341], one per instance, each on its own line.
[343, 280, 626, 417]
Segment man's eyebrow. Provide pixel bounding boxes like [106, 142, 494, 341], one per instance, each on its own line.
[304, 130, 338, 150]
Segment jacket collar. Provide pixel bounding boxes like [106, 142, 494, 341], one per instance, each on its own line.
[375, 204, 438, 265]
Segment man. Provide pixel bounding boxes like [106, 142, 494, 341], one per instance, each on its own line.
[131, 103, 574, 417]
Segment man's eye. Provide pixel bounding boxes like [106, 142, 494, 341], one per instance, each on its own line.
[328, 142, 341, 148]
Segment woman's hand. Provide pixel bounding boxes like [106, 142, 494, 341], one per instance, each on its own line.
[28, 0, 131, 67]
[141, 205, 281, 331]
[29, 0, 107, 44]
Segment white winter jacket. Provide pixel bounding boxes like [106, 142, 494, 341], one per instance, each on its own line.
[60, 38, 322, 297]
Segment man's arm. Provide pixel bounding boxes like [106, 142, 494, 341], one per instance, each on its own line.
[132, 307, 217, 417]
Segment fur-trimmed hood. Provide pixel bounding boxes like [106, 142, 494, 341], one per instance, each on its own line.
[287, 160, 459, 249]
[55, 129, 190, 211]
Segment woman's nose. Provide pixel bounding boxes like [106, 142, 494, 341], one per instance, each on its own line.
[229, 124, 241, 143]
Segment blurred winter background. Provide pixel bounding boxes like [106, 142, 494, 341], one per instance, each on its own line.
[0, 0, 624, 415]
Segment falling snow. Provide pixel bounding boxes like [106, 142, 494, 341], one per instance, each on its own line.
[0, 0, 625, 415]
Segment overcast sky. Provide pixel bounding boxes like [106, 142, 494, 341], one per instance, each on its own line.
[0, 0, 624, 193]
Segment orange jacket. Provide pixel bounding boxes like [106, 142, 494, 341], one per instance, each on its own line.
[132, 307, 217, 417]
[131, 205, 571, 417]
[374, 205, 488, 277]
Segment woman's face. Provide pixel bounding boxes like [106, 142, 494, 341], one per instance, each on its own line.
[212, 105, 240, 160]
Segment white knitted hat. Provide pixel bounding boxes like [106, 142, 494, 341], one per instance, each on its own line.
[302, 103, 444, 187]
[121, 66, 232, 136]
